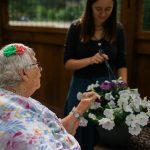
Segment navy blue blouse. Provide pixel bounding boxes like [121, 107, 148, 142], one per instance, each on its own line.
[64, 20, 127, 78]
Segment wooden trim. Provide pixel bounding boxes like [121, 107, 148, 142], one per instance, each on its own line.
[136, 40, 150, 55]
[121, 0, 137, 86]
[3, 0, 69, 34]
[0, 4, 3, 45]
[2, 28, 66, 45]
[136, 32, 150, 40]
[2, 0, 8, 27]
[4, 25, 68, 34]
[136, 0, 150, 39]
[136, 0, 144, 34]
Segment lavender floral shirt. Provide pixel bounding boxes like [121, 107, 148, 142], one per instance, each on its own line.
[0, 88, 81, 150]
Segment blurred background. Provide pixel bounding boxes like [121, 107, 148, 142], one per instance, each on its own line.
[0, 0, 150, 117]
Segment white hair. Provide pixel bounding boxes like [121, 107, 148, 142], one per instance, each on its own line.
[0, 43, 34, 88]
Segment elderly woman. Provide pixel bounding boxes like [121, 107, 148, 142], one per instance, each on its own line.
[0, 43, 98, 150]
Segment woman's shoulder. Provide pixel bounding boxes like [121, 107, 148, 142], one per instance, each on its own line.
[71, 19, 81, 26]
[116, 22, 125, 32]
[116, 22, 125, 39]
[69, 19, 81, 30]
[67, 19, 81, 38]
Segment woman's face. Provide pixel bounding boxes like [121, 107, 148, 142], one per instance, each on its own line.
[25, 55, 42, 96]
[92, 0, 114, 25]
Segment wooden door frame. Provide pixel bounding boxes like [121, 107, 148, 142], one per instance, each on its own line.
[120, 0, 137, 87]
[137, 0, 150, 40]
[0, 0, 7, 45]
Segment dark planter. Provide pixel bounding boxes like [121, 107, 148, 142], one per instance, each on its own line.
[97, 125, 130, 148]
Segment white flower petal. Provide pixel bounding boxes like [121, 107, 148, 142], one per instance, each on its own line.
[77, 92, 83, 101]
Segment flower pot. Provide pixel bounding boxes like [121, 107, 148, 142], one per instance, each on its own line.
[97, 125, 130, 148]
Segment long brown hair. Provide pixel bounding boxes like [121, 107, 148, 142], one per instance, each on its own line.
[79, 0, 117, 43]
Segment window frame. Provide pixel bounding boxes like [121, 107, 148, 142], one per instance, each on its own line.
[136, 0, 150, 40]
[2, 0, 68, 34]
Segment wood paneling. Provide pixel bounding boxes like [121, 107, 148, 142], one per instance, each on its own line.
[121, 0, 137, 87]
[135, 54, 150, 98]
[121, 0, 150, 99]
[136, 40, 150, 55]
[0, 0, 72, 116]
[3, 28, 66, 45]
[0, 12, 2, 45]
[0, 0, 4, 45]
[1, 0, 150, 117]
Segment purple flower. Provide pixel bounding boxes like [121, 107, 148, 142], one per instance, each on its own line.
[119, 82, 128, 88]
[112, 81, 128, 89]
[95, 97, 102, 103]
[100, 81, 112, 90]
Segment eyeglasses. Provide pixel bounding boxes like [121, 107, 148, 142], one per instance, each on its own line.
[28, 62, 42, 72]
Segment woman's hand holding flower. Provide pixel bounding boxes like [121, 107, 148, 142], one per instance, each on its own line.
[76, 91, 100, 116]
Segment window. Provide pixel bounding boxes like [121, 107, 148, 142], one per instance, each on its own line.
[143, 0, 150, 31]
[8, 0, 121, 28]
[8, 0, 84, 28]
[117, 0, 121, 20]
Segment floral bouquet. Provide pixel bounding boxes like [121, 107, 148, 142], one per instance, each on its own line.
[77, 79, 150, 136]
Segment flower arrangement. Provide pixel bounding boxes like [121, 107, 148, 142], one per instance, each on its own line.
[77, 79, 150, 135]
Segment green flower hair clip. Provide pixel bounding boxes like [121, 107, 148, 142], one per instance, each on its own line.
[3, 44, 26, 57]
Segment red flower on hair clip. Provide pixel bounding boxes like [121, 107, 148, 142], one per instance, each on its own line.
[15, 44, 26, 55]
[3, 44, 26, 57]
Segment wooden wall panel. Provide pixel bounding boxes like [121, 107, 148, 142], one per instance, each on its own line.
[135, 55, 150, 98]
[121, 0, 150, 99]
[1, 0, 150, 117]
[0, 0, 4, 45]
[2, 27, 72, 117]
[136, 40, 150, 55]
[121, 0, 137, 87]
[134, 39, 150, 98]
[3, 28, 65, 45]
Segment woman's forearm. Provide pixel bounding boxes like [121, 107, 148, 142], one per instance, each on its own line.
[61, 113, 80, 135]
[61, 105, 85, 135]
[61, 91, 98, 135]
[117, 67, 128, 83]
[65, 58, 91, 70]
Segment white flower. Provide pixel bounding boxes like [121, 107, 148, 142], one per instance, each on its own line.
[146, 99, 150, 108]
[124, 104, 133, 113]
[142, 97, 150, 109]
[112, 77, 122, 83]
[103, 109, 114, 120]
[79, 117, 88, 127]
[78, 79, 150, 136]
[86, 81, 99, 91]
[141, 97, 148, 108]
[147, 108, 150, 116]
[90, 102, 101, 109]
[125, 114, 137, 128]
[119, 90, 130, 100]
[128, 124, 142, 135]
[105, 92, 115, 101]
[108, 100, 116, 108]
[77, 92, 83, 101]
[136, 112, 149, 126]
[88, 113, 97, 120]
[98, 118, 115, 130]
[130, 91, 141, 112]
[117, 96, 128, 110]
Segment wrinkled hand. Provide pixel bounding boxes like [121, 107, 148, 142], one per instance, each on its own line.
[90, 52, 108, 64]
[77, 91, 100, 115]
[61, 91, 100, 135]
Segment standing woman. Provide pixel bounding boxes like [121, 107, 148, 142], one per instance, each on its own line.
[64, 0, 127, 149]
